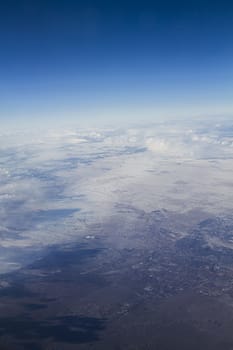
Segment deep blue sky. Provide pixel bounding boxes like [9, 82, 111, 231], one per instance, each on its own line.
[1, 0, 233, 125]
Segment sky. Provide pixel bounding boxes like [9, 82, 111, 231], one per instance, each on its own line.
[0, 0, 233, 126]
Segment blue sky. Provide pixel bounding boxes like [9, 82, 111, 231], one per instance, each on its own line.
[0, 0, 233, 126]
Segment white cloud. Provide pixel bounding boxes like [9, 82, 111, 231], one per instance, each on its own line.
[0, 119, 233, 273]
[146, 138, 178, 155]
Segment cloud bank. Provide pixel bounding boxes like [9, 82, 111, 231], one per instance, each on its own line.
[0, 119, 233, 273]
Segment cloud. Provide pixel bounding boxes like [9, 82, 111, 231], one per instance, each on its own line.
[145, 137, 189, 157]
[0, 119, 233, 273]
